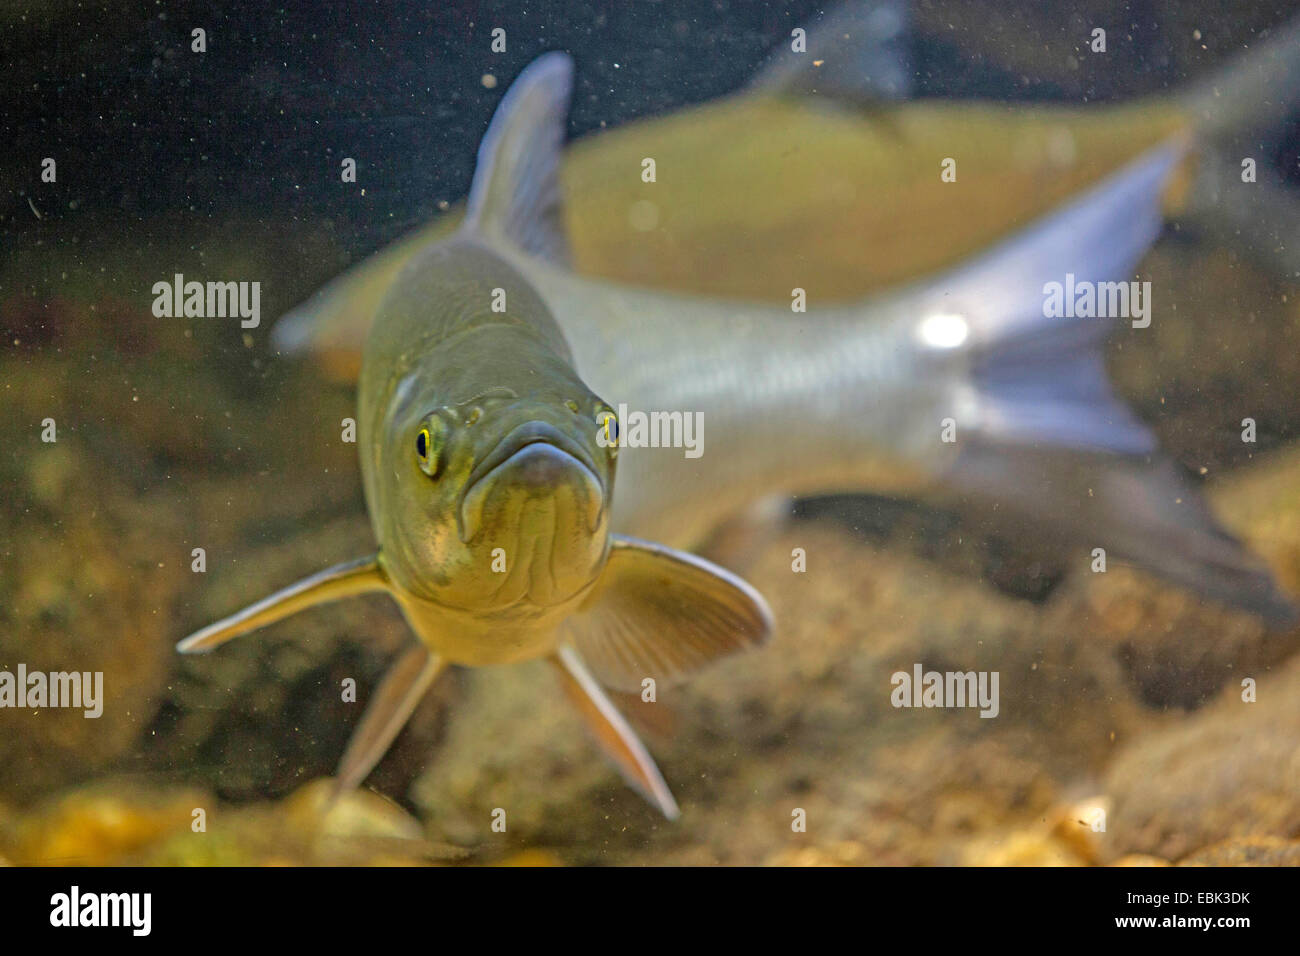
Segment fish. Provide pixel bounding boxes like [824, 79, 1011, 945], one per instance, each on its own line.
[275, 48, 1296, 625]
[176, 54, 774, 820]
[275, 1, 1300, 375]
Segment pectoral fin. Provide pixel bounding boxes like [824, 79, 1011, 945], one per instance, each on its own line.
[334, 644, 448, 796]
[565, 534, 773, 694]
[177, 555, 390, 653]
[549, 646, 679, 820]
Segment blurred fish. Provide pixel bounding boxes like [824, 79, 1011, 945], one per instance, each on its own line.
[277, 46, 1296, 624]
[278, 1, 1300, 371]
[177, 55, 773, 820]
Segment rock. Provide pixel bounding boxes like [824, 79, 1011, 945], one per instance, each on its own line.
[282, 778, 423, 840]
[1181, 836, 1300, 866]
[411, 524, 1149, 864]
[0, 426, 188, 800]
[1049, 795, 1112, 865]
[958, 830, 1087, 867]
[497, 849, 566, 866]
[1062, 445, 1300, 710]
[0, 777, 458, 866]
[1102, 654, 1300, 862]
[4, 782, 208, 866]
[765, 842, 871, 867]
[1112, 854, 1171, 867]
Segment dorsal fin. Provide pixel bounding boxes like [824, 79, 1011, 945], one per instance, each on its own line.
[751, 0, 912, 103]
[462, 51, 574, 266]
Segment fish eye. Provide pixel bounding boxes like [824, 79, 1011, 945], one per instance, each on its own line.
[416, 419, 444, 477]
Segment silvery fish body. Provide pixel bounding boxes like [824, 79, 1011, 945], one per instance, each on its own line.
[506, 139, 1292, 623]
[518, 252, 937, 549]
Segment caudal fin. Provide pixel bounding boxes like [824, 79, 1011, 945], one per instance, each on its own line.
[923, 141, 1296, 624]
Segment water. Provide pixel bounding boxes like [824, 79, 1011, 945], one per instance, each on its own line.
[1, 0, 1298, 866]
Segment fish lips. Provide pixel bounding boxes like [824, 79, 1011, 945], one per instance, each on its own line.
[457, 421, 606, 543]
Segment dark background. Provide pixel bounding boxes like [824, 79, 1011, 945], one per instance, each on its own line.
[4, 0, 1298, 260]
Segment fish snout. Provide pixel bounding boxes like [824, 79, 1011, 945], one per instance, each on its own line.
[458, 419, 606, 544]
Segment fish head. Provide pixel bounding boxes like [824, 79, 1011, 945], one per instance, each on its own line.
[382, 337, 620, 615]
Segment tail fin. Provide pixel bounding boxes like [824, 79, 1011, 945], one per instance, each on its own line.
[923, 141, 1297, 625]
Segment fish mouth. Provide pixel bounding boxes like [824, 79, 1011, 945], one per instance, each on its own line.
[458, 421, 604, 543]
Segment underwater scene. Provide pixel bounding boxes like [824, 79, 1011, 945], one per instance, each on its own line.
[3, 0, 1300, 870]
